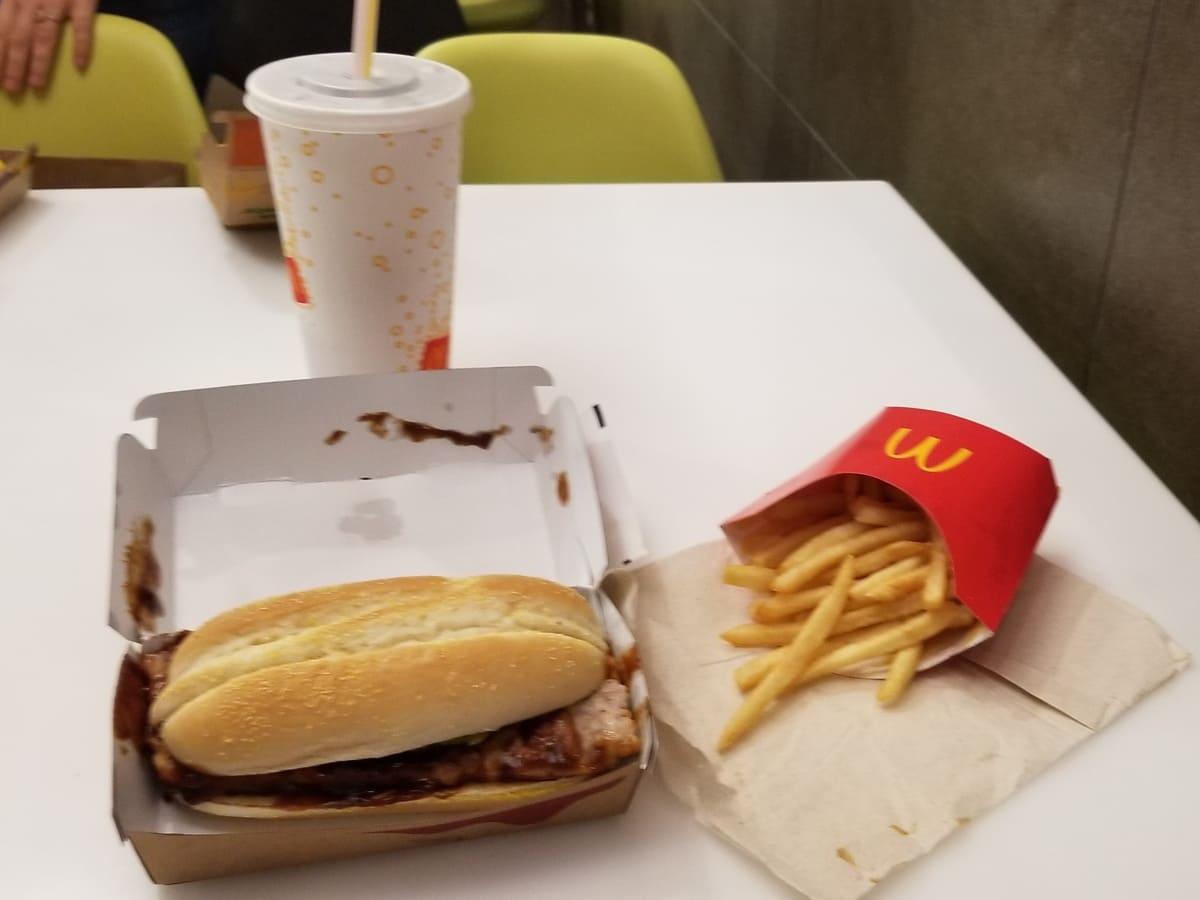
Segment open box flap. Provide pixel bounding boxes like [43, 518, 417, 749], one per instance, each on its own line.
[542, 396, 607, 584]
[109, 435, 176, 639]
[582, 408, 648, 570]
[133, 367, 550, 493]
[106, 368, 605, 630]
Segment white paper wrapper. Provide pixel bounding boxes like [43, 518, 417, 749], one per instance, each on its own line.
[605, 542, 1188, 900]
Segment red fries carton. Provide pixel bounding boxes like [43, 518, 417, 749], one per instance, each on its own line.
[721, 408, 1058, 634]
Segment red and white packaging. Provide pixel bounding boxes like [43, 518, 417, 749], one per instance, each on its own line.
[722, 407, 1058, 663]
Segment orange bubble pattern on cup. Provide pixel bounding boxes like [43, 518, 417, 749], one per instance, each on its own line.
[262, 122, 461, 372]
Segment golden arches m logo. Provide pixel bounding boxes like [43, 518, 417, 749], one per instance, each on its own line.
[883, 427, 973, 473]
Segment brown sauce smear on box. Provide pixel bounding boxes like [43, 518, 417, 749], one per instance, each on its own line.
[113, 631, 191, 749]
[113, 655, 150, 749]
[605, 648, 642, 689]
[352, 412, 510, 449]
[530, 425, 554, 449]
[357, 411, 392, 438]
[324, 429, 347, 445]
[555, 471, 570, 505]
[619, 646, 640, 680]
[400, 419, 510, 448]
[122, 517, 162, 631]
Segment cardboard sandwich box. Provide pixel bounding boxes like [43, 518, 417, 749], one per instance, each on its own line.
[1, 144, 187, 192]
[722, 407, 1058, 666]
[109, 367, 653, 884]
[0, 147, 33, 219]
[198, 111, 276, 228]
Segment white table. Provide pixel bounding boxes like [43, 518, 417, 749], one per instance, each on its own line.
[1, 184, 1196, 899]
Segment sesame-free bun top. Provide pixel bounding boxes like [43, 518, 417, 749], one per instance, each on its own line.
[151, 575, 607, 777]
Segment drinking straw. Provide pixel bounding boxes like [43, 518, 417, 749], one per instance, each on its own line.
[352, 0, 380, 79]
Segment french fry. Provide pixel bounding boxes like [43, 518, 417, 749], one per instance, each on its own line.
[722, 622, 801, 648]
[748, 596, 775, 624]
[923, 543, 948, 610]
[738, 606, 974, 698]
[749, 514, 852, 567]
[773, 521, 929, 592]
[734, 619, 906, 692]
[849, 495, 922, 526]
[877, 643, 923, 705]
[865, 565, 933, 602]
[849, 556, 925, 600]
[789, 604, 974, 690]
[752, 585, 831, 622]
[960, 619, 992, 645]
[723, 564, 777, 592]
[737, 527, 783, 559]
[765, 545, 927, 622]
[732, 650, 779, 693]
[718, 557, 855, 751]
[779, 520, 871, 569]
[848, 540, 927, 579]
[722, 594, 925, 648]
[835, 594, 925, 633]
[739, 501, 845, 558]
[755, 561, 924, 622]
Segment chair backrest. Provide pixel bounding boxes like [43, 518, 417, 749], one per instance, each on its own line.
[0, 15, 207, 184]
[459, 0, 546, 32]
[418, 33, 722, 183]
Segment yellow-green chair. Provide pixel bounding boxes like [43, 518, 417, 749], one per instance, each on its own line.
[460, 0, 546, 31]
[418, 33, 722, 184]
[0, 14, 206, 184]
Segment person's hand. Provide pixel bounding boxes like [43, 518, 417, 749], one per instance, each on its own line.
[0, 0, 97, 95]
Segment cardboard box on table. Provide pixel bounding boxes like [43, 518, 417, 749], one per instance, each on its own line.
[198, 111, 276, 227]
[722, 407, 1058, 664]
[0, 147, 33, 218]
[2, 145, 186, 191]
[32, 156, 186, 188]
[109, 367, 653, 884]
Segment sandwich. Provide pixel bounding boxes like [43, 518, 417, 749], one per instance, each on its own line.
[122, 574, 641, 818]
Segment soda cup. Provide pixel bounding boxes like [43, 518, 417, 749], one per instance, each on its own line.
[246, 53, 471, 375]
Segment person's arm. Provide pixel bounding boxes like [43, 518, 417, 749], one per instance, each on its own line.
[0, 0, 97, 94]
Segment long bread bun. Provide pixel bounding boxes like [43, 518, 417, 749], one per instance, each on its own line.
[167, 576, 452, 680]
[153, 575, 607, 776]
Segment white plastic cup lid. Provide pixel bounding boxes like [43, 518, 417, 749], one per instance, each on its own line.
[244, 53, 471, 134]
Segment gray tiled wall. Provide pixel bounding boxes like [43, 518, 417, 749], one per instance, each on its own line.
[603, 0, 1200, 517]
